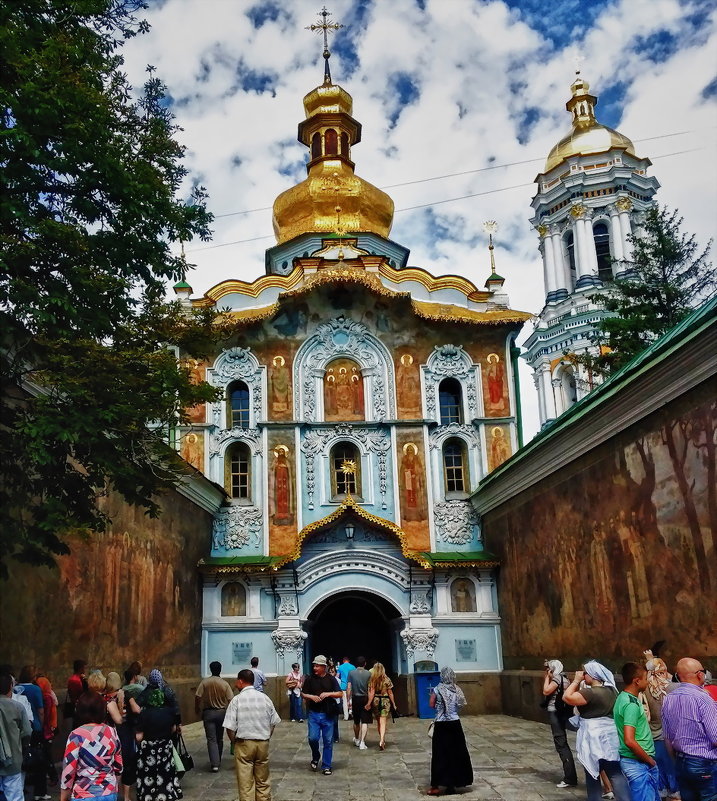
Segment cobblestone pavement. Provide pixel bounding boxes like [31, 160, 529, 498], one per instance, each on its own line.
[179, 714, 587, 801]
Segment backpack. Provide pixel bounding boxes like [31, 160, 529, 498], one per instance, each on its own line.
[554, 676, 571, 719]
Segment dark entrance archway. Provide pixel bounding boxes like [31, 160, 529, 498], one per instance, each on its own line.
[306, 590, 402, 674]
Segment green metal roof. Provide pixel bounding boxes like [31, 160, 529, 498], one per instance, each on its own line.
[417, 550, 500, 566]
[173, 280, 192, 289]
[198, 555, 286, 570]
[478, 294, 717, 492]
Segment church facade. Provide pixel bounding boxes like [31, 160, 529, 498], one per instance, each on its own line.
[174, 66, 530, 686]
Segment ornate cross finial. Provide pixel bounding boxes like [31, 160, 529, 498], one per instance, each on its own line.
[340, 458, 356, 499]
[306, 6, 344, 85]
[483, 220, 498, 274]
[572, 49, 585, 76]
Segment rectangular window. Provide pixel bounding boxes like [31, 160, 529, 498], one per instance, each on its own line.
[231, 451, 250, 498]
[231, 393, 250, 428]
[444, 449, 465, 493]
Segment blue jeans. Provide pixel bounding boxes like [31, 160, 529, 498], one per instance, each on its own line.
[307, 711, 334, 770]
[0, 773, 25, 801]
[585, 759, 632, 801]
[675, 753, 717, 801]
[619, 757, 660, 801]
[289, 692, 303, 721]
[654, 740, 678, 793]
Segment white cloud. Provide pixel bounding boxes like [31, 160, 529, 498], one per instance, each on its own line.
[121, 0, 717, 440]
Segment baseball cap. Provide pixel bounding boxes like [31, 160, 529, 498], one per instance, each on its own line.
[312, 655, 328, 666]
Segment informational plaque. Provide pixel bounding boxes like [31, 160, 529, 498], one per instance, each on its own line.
[232, 641, 253, 665]
[455, 638, 477, 662]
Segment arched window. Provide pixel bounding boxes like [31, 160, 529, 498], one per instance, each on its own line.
[227, 381, 250, 428]
[221, 582, 246, 616]
[225, 442, 251, 500]
[560, 366, 578, 408]
[311, 132, 321, 160]
[330, 442, 361, 500]
[564, 231, 576, 289]
[340, 132, 349, 157]
[324, 128, 338, 155]
[443, 438, 468, 495]
[438, 378, 463, 425]
[593, 222, 612, 282]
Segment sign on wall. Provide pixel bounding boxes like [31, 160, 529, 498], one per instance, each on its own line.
[455, 638, 477, 662]
[232, 641, 253, 665]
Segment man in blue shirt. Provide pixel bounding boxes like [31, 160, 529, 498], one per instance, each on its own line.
[14, 665, 47, 801]
[336, 657, 356, 721]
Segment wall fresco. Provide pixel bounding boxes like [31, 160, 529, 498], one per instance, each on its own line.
[395, 348, 426, 418]
[324, 357, 365, 421]
[483, 352, 509, 416]
[483, 390, 717, 666]
[180, 430, 204, 473]
[395, 427, 431, 551]
[267, 431, 297, 556]
[184, 358, 207, 423]
[269, 353, 292, 420]
[487, 424, 511, 472]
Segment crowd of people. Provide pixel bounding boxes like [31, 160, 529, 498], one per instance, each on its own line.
[542, 652, 717, 801]
[2, 649, 715, 801]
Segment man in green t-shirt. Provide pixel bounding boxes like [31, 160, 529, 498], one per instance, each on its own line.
[613, 662, 660, 801]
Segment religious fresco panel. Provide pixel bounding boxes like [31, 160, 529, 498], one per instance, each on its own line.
[269, 352, 292, 421]
[395, 428, 430, 551]
[395, 346, 430, 419]
[486, 424, 511, 472]
[267, 431, 297, 556]
[180, 430, 204, 473]
[184, 358, 207, 423]
[484, 390, 717, 665]
[324, 357, 365, 421]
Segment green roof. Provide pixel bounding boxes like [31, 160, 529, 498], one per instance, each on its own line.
[199, 555, 286, 568]
[478, 294, 717, 492]
[173, 280, 192, 290]
[417, 550, 499, 566]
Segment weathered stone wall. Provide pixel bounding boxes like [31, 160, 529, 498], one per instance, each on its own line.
[0, 484, 213, 700]
[482, 380, 716, 672]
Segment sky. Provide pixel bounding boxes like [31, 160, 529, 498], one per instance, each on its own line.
[122, 0, 717, 441]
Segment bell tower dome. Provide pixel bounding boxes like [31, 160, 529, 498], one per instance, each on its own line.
[523, 71, 660, 427]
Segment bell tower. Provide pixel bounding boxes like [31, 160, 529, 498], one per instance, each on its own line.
[523, 72, 660, 426]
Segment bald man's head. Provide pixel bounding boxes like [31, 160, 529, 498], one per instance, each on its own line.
[676, 657, 706, 685]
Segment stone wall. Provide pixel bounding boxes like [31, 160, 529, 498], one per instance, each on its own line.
[480, 380, 717, 670]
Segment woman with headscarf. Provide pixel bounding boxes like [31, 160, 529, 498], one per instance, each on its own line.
[132, 669, 181, 727]
[364, 662, 397, 751]
[134, 686, 182, 801]
[543, 659, 578, 788]
[427, 666, 473, 796]
[562, 661, 631, 801]
[643, 651, 679, 800]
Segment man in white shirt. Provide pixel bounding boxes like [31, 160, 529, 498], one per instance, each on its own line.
[223, 669, 280, 801]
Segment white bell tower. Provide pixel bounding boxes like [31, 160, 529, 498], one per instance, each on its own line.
[523, 72, 660, 426]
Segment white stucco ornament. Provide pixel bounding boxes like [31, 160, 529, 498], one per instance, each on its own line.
[212, 506, 263, 550]
[433, 500, 480, 545]
[271, 628, 307, 658]
[401, 626, 439, 658]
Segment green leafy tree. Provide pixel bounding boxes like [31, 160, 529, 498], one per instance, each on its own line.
[577, 205, 714, 376]
[0, 1, 229, 576]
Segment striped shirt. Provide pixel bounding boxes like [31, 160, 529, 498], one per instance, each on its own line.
[661, 682, 717, 759]
[222, 686, 280, 740]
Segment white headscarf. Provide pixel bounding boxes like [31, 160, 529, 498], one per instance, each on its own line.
[583, 660, 617, 691]
[548, 660, 564, 676]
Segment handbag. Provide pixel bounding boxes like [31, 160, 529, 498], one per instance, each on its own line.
[176, 733, 194, 773]
[427, 721, 434, 738]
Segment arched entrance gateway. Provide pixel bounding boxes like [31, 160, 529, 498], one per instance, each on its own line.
[305, 590, 402, 674]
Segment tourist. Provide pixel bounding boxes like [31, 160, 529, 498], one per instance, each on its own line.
[336, 656, 355, 721]
[87, 670, 107, 694]
[60, 691, 123, 801]
[223, 669, 280, 801]
[364, 661, 397, 751]
[134, 669, 181, 728]
[704, 668, 717, 703]
[134, 685, 182, 801]
[542, 658, 578, 789]
[613, 662, 660, 801]
[662, 657, 717, 800]
[65, 660, 87, 722]
[285, 662, 304, 723]
[250, 657, 266, 692]
[347, 656, 372, 750]
[643, 651, 679, 799]
[194, 660, 234, 772]
[0, 672, 32, 801]
[127, 661, 147, 687]
[14, 665, 48, 801]
[562, 661, 632, 801]
[35, 674, 60, 788]
[301, 654, 342, 775]
[328, 663, 341, 742]
[121, 666, 144, 704]
[426, 666, 473, 796]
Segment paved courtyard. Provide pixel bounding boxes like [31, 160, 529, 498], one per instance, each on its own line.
[179, 714, 586, 801]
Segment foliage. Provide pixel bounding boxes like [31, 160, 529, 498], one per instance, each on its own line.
[0, 1, 230, 576]
[576, 206, 714, 376]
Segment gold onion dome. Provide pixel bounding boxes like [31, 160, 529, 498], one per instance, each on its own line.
[272, 78, 395, 244]
[544, 72, 635, 173]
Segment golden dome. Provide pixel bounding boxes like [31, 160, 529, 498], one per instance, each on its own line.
[545, 73, 635, 173]
[272, 80, 394, 244]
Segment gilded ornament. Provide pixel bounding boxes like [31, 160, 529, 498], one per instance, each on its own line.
[615, 196, 633, 212]
[570, 204, 587, 218]
[537, 224, 548, 237]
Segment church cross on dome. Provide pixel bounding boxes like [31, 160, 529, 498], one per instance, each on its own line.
[305, 6, 344, 85]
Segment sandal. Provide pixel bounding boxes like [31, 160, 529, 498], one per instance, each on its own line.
[427, 788, 442, 796]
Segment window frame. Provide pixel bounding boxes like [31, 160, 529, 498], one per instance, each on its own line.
[227, 380, 250, 429]
[443, 438, 468, 497]
[438, 377, 464, 425]
[329, 441, 362, 501]
[225, 442, 251, 502]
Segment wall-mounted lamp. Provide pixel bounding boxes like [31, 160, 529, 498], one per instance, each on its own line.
[345, 522, 355, 541]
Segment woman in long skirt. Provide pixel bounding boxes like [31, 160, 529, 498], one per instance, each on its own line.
[427, 666, 473, 796]
[135, 688, 182, 801]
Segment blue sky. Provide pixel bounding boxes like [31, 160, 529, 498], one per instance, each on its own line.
[123, 0, 717, 440]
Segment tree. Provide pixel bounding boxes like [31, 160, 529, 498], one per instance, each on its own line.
[577, 205, 714, 376]
[0, 1, 229, 576]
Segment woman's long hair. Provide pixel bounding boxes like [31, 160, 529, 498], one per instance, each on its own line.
[369, 662, 388, 691]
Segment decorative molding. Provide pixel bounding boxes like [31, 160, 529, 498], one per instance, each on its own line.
[300, 424, 391, 510]
[210, 347, 259, 384]
[209, 427, 262, 457]
[212, 506, 263, 550]
[278, 595, 298, 616]
[401, 626, 439, 658]
[424, 345, 479, 418]
[271, 628, 307, 658]
[409, 593, 431, 614]
[429, 423, 481, 450]
[433, 500, 480, 545]
[293, 316, 395, 422]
